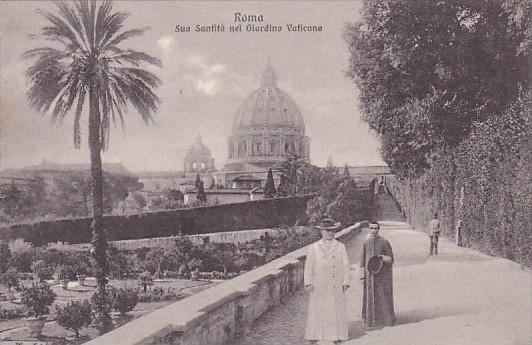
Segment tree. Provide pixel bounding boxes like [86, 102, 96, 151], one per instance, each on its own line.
[277, 174, 290, 197]
[24, 0, 161, 332]
[0, 183, 23, 218]
[345, 0, 531, 177]
[195, 173, 201, 189]
[307, 176, 363, 226]
[56, 300, 92, 337]
[131, 192, 147, 210]
[343, 164, 350, 177]
[197, 181, 207, 203]
[277, 154, 323, 196]
[164, 189, 184, 202]
[0, 243, 11, 273]
[325, 156, 337, 175]
[264, 168, 276, 198]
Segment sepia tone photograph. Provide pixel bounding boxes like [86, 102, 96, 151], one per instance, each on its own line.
[0, 1, 530, 344]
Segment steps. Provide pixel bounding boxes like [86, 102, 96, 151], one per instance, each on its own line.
[374, 193, 405, 222]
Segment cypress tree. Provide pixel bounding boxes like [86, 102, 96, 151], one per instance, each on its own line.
[197, 181, 207, 203]
[195, 173, 201, 189]
[264, 168, 276, 198]
[343, 164, 350, 177]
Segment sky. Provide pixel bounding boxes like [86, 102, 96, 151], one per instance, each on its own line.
[0, 0, 385, 172]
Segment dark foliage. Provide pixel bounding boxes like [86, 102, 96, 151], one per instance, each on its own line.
[264, 168, 277, 198]
[0, 196, 312, 246]
[0, 268, 20, 291]
[195, 174, 201, 190]
[387, 91, 532, 266]
[196, 181, 207, 203]
[21, 282, 56, 317]
[56, 300, 92, 337]
[109, 287, 138, 315]
[345, 0, 532, 178]
[0, 307, 28, 321]
[0, 243, 11, 273]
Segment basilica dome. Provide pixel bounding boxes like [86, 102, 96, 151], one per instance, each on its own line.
[232, 64, 305, 133]
[225, 61, 310, 171]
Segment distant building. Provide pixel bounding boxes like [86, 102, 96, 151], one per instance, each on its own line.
[0, 160, 133, 193]
[19, 160, 132, 176]
[184, 134, 216, 174]
[183, 187, 264, 205]
[139, 61, 311, 206]
[345, 165, 392, 188]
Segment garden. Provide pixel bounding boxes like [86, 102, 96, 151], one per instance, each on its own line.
[0, 225, 321, 344]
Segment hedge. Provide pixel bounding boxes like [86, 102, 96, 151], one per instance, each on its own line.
[0, 196, 313, 246]
[386, 91, 532, 267]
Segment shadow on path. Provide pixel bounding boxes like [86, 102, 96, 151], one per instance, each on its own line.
[347, 320, 367, 340]
[395, 304, 479, 326]
[428, 253, 495, 263]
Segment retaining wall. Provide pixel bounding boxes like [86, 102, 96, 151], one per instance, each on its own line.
[53, 227, 308, 251]
[84, 222, 365, 345]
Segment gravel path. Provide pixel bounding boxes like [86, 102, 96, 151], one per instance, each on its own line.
[235, 221, 531, 345]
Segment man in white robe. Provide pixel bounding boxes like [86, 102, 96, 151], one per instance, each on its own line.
[304, 218, 351, 344]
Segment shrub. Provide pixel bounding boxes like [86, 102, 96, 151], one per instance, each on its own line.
[107, 245, 133, 279]
[21, 282, 56, 318]
[0, 307, 28, 321]
[31, 260, 54, 282]
[137, 271, 153, 293]
[90, 289, 112, 332]
[56, 300, 92, 337]
[110, 287, 138, 316]
[0, 243, 12, 273]
[56, 264, 77, 280]
[10, 251, 34, 273]
[0, 268, 20, 291]
[138, 286, 184, 303]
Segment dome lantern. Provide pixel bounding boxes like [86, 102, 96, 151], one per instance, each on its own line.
[260, 58, 277, 88]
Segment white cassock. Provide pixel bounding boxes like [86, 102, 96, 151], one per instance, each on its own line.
[304, 239, 351, 341]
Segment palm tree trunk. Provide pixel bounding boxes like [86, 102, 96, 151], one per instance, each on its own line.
[89, 87, 112, 333]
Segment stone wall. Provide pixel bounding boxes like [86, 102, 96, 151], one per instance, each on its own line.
[84, 222, 364, 345]
[53, 227, 308, 251]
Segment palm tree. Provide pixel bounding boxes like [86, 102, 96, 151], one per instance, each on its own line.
[23, 0, 161, 332]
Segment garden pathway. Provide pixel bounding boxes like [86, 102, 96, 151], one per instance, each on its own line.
[234, 221, 532, 345]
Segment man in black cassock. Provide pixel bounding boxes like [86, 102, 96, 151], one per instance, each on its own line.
[359, 221, 396, 327]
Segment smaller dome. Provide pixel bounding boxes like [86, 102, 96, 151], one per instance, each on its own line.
[186, 134, 212, 157]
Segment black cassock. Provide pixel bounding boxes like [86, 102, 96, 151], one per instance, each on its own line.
[360, 235, 396, 327]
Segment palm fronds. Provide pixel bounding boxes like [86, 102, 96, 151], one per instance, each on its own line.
[24, 0, 161, 150]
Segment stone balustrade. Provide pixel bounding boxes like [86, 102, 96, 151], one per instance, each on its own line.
[84, 222, 365, 345]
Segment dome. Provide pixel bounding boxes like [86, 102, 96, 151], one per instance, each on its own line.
[225, 60, 310, 171]
[232, 62, 305, 133]
[186, 134, 212, 158]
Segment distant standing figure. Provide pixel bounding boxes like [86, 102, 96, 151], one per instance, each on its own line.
[304, 218, 351, 344]
[429, 212, 441, 255]
[359, 221, 396, 327]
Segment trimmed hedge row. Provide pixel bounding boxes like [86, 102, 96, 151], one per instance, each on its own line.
[0, 196, 313, 246]
[386, 92, 532, 267]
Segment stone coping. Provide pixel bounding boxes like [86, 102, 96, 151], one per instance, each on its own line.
[84, 222, 365, 345]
